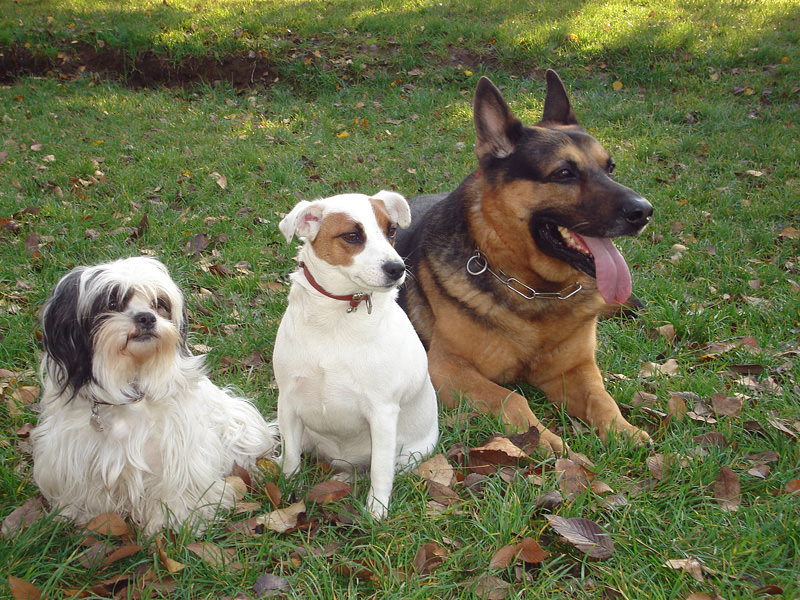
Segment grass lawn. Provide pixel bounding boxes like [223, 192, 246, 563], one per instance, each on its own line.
[1, 0, 799, 598]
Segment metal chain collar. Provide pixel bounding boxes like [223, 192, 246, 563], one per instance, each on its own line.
[465, 250, 583, 301]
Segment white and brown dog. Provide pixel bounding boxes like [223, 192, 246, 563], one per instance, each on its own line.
[32, 256, 280, 535]
[274, 191, 439, 519]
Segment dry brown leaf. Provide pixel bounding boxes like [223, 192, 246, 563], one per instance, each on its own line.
[256, 501, 306, 533]
[631, 390, 658, 407]
[264, 480, 281, 509]
[544, 515, 614, 559]
[85, 512, 131, 538]
[11, 385, 39, 406]
[8, 576, 42, 600]
[156, 536, 187, 574]
[253, 572, 291, 596]
[413, 541, 448, 574]
[667, 394, 688, 421]
[306, 480, 352, 504]
[469, 574, 511, 600]
[555, 457, 593, 498]
[187, 541, 239, 570]
[766, 417, 798, 441]
[710, 393, 742, 417]
[639, 359, 679, 378]
[427, 480, 460, 506]
[692, 432, 730, 448]
[506, 427, 541, 454]
[103, 543, 143, 565]
[1, 497, 44, 539]
[413, 453, 455, 487]
[516, 537, 548, 565]
[747, 464, 770, 479]
[210, 171, 228, 189]
[714, 466, 740, 512]
[468, 436, 530, 475]
[785, 479, 800, 495]
[489, 543, 518, 569]
[664, 557, 710, 582]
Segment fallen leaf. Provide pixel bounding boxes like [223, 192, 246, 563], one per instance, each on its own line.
[427, 480, 460, 506]
[747, 464, 770, 479]
[210, 171, 228, 189]
[187, 541, 238, 570]
[710, 393, 742, 417]
[413, 541, 448, 574]
[468, 573, 511, 599]
[667, 394, 688, 421]
[256, 501, 306, 533]
[414, 453, 455, 487]
[516, 537, 548, 565]
[612, 80, 624, 91]
[264, 480, 282, 509]
[1, 497, 44, 539]
[785, 480, 800, 495]
[664, 557, 709, 582]
[156, 536, 187, 574]
[555, 457, 593, 498]
[253, 572, 290, 597]
[639, 359, 679, 377]
[714, 466, 740, 512]
[85, 513, 131, 538]
[468, 436, 530, 475]
[306, 480, 352, 504]
[8, 576, 42, 600]
[491, 543, 521, 571]
[103, 543, 143, 565]
[544, 515, 614, 559]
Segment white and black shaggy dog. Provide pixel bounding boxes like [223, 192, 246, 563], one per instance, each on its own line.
[274, 191, 439, 519]
[32, 256, 279, 535]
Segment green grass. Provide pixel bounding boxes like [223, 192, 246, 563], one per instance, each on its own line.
[2, 0, 800, 598]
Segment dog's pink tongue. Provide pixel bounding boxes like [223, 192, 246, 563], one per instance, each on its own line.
[581, 236, 632, 304]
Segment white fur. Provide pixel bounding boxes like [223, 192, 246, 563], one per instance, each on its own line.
[32, 257, 279, 535]
[274, 192, 439, 519]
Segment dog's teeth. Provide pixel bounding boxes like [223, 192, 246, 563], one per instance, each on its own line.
[557, 226, 591, 256]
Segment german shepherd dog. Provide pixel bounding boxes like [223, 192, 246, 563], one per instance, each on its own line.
[395, 70, 652, 453]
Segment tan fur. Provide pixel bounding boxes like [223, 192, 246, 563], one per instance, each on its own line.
[399, 73, 652, 453]
[310, 213, 363, 266]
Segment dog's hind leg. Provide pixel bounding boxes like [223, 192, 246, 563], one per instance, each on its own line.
[428, 344, 564, 454]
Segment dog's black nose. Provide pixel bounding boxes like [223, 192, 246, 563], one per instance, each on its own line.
[622, 196, 653, 228]
[134, 312, 157, 330]
[382, 260, 406, 281]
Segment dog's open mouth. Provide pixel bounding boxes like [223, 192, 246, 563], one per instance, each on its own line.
[532, 221, 632, 304]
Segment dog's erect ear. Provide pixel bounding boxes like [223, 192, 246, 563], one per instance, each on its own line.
[372, 190, 411, 229]
[41, 269, 94, 397]
[541, 69, 579, 125]
[473, 76, 523, 163]
[279, 200, 324, 242]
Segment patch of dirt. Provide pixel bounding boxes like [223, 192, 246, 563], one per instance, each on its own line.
[1, 43, 276, 88]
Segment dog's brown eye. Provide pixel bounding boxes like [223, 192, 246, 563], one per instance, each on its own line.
[551, 168, 575, 181]
[387, 224, 397, 239]
[108, 297, 119, 311]
[154, 298, 171, 318]
[340, 231, 363, 244]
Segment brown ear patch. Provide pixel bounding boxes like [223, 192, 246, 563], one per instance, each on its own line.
[309, 212, 364, 266]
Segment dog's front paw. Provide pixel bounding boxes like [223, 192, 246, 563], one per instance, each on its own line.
[538, 428, 566, 455]
[367, 500, 388, 520]
[600, 419, 652, 446]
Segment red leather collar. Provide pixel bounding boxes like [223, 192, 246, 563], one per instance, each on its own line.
[299, 262, 372, 313]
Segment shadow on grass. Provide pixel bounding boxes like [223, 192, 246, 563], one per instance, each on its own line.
[1, 0, 798, 92]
